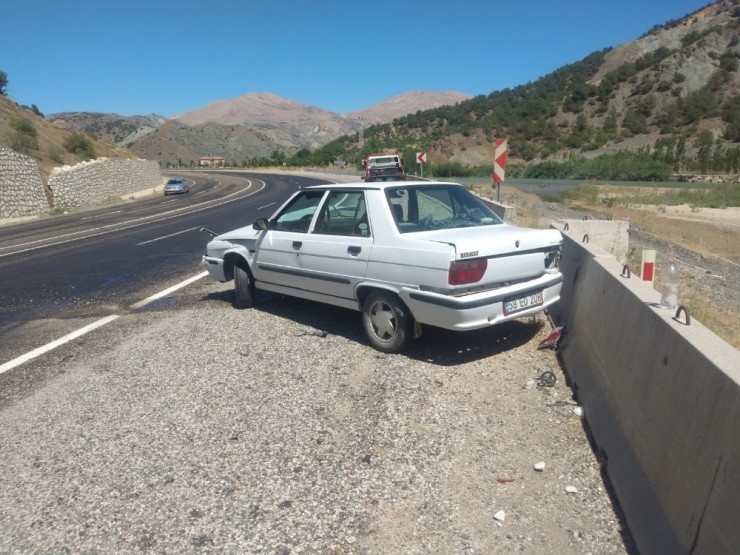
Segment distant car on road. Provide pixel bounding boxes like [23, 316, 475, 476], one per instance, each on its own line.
[203, 181, 563, 352]
[164, 178, 189, 195]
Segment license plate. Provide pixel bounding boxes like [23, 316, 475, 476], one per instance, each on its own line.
[503, 291, 543, 315]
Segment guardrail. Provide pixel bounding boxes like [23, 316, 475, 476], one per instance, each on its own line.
[548, 224, 740, 554]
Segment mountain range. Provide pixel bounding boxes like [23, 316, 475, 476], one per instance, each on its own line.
[48, 90, 472, 166]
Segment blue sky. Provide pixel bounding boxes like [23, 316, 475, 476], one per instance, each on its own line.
[1, 0, 712, 117]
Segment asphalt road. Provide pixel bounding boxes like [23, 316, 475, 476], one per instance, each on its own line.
[0, 171, 329, 368]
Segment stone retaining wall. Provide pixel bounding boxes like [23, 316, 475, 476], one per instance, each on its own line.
[0, 147, 162, 219]
[0, 147, 48, 218]
[49, 158, 161, 209]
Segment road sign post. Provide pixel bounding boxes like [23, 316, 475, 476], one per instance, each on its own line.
[416, 151, 427, 178]
[493, 138, 508, 202]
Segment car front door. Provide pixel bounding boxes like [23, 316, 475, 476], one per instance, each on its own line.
[297, 190, 372, 303]
[252, 190, 325, 291]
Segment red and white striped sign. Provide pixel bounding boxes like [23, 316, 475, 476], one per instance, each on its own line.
[493, 138, 508, 183]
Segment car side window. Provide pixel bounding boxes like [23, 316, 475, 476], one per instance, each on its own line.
[273, 191, 325, 233]
[314, 192, 370, 237]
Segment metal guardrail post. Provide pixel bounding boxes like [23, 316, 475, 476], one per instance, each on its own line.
[674, 305, 691, 325]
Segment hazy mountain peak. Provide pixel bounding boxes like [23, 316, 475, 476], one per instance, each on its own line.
[345, 90, 473, 123]
[171, 92, 339, 126]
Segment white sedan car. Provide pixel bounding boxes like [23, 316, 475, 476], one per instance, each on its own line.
[203, 181, 563, 352]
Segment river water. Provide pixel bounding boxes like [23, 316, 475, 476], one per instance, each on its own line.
[450, 177, 700, 200]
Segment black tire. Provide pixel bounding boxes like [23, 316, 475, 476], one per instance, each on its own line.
[234, 264, 255, 308]
[362, 291, 414, 353]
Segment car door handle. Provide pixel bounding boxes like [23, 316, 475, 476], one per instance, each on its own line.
[347, 246, 362, 256]
[292, 241, 302, 249]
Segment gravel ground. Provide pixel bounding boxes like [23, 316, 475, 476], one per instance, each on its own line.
[0, 276, 634, 554]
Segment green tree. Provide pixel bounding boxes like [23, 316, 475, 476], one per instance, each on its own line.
[722, 97, 740, 142]
[0, 70, 7, 96]
[695, 131, 714, 174]
[675, 137, 687, 172]
[622, 108, 649, 135]
[603, 109, 618, 137]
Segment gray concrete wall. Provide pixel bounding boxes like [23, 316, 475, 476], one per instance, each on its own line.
[549, 225, 740, 554]
[0, 147, 49, 218]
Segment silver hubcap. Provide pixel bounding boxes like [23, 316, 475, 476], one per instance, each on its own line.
[369, 301, 396, 341]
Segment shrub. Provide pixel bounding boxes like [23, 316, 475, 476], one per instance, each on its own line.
[63, 133, 96, 160]
[9, 117, 39, 154]
[49, 147, 65, 164]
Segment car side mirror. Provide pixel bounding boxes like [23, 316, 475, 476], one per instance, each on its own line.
[253, 218, 269, 231]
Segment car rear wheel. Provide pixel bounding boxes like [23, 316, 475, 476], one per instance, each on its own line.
[234, 264, 255, 308]
[362, 291, 413, 353]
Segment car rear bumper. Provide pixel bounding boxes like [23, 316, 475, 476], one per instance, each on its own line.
[399, 272, 563, 331]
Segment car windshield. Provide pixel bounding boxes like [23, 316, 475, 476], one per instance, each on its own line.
[386, 184, 503, 233]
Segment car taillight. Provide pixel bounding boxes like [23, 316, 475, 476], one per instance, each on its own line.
[448, 259, 488, 285]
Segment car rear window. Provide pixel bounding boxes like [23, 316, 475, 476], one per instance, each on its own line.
[386, 185, 503, 233]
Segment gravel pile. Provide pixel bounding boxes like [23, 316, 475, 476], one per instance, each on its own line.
[0, 277, 633, 553]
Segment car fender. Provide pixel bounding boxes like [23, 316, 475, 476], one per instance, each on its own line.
[222, 247, 253, 282]
[355, 281, 408, 309]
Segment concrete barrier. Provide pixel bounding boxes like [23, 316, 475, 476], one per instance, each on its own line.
[548, 225, 740, 554]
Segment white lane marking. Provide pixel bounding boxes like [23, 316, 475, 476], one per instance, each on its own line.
[0, 177, 266, 258]
[136, 226, 202, 246]
[128, 271, 208, 310]
[0, 315, 120, 375]
[161, 199, 179, 204]
[81, 210, 122, 221]
[0, 271, 210, 374]
[0, 228, 96, 251]
[258, 202, 277, 210]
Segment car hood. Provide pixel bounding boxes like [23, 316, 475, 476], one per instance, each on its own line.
[213, 225, 262, 243]
[418, 225, 562, 259]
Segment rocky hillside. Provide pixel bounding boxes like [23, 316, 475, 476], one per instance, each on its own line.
[0, 96, 135, 180]
[171, 92, 358, 148]
[345, 90, 472, 124]
[322, 0, 739, 174]
[124, 119, 294, 167]
[47, 112, 166, 147]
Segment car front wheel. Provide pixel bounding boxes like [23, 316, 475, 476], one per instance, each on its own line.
[362, 291, 413, 353]
[234, 264, 255, 308]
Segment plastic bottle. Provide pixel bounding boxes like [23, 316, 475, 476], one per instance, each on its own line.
[660, 259, 680, 310]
